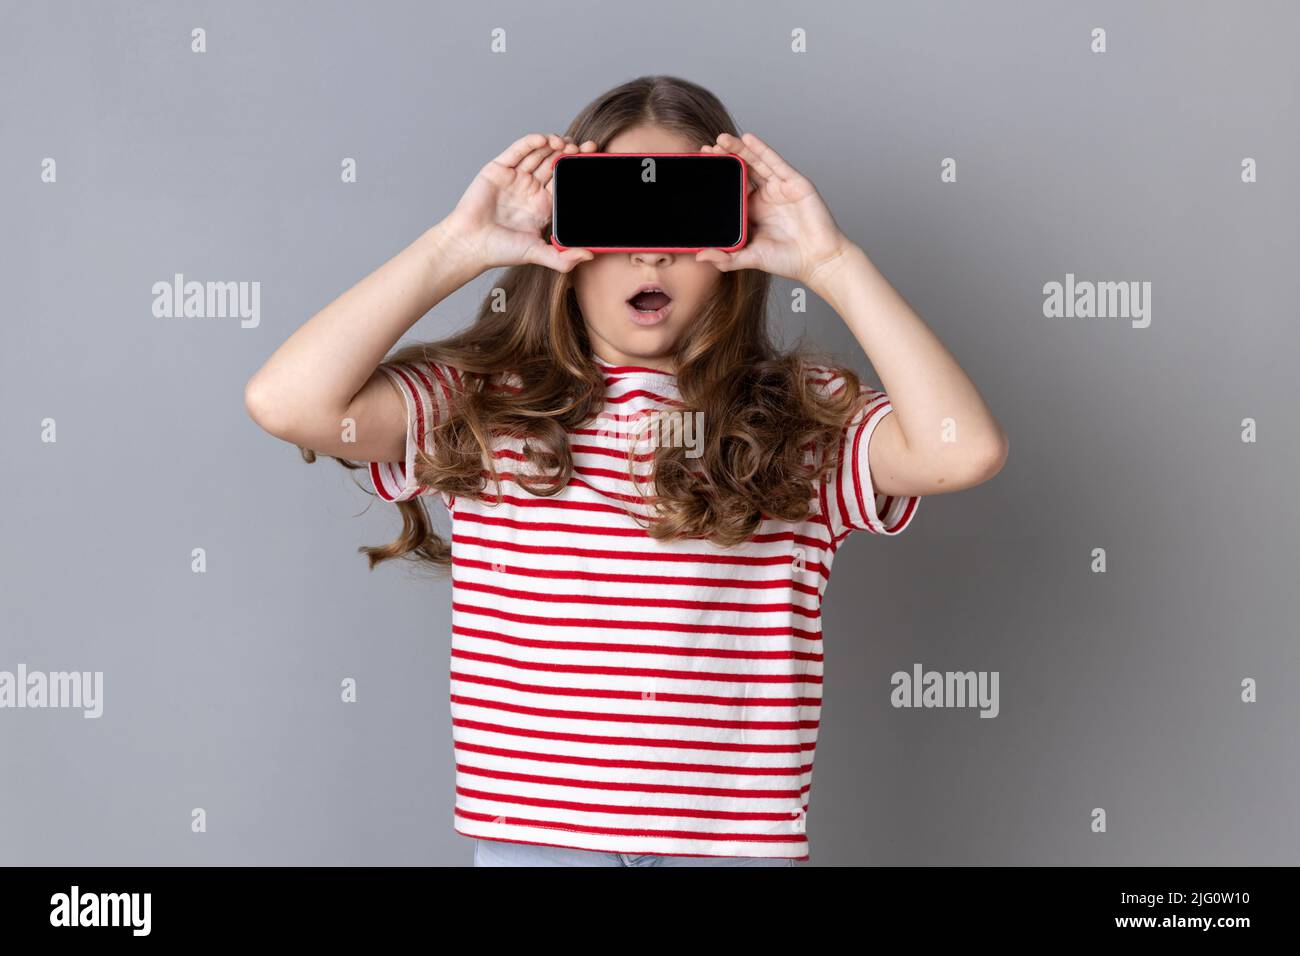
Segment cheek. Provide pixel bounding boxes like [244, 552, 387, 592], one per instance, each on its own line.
[570, 275, 603, 320]
[680, 268, 722, 307]
[573, 265, 624, 312]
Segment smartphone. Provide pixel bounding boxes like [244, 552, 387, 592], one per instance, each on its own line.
[550, 152, 748, 253]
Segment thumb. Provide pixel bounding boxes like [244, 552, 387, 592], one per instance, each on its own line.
[527, 241, 593, 273]
[696, 248, 741, 272]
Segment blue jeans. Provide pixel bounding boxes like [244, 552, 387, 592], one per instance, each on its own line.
[473, 838, 796, 867]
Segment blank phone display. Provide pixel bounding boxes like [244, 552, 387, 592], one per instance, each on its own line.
[551, 154, 745, 250]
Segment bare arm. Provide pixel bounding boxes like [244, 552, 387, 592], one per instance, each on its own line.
[244, 222, 480, 462]
[244, 132, 596, 462]
[697, 131, 1008, 498]
[808, 242, 1008, 496]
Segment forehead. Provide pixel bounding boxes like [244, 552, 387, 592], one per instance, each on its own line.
[605, 124, 700, 153]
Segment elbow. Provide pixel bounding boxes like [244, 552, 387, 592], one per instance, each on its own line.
[244, 371, 294, 440]
[963, 427, 1009, 486]
[896, 427, 1008, 495]
[931, 428, 1008, 492]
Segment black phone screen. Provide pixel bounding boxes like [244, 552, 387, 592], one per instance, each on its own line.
[551, 154, 746, 250]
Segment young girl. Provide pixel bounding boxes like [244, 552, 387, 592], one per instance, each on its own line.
[245, 75, 1007, 867]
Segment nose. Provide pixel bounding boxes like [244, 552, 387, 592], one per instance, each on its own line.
[630, 250, 673, 268]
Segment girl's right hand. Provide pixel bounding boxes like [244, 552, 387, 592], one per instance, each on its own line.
[442, 132, 597, 274]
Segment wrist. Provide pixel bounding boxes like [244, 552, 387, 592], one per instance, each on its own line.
[804, 238, 863, 297]
[420, 217, 485, 285]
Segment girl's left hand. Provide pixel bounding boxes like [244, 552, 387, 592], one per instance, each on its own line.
[695, 132, 852, 286]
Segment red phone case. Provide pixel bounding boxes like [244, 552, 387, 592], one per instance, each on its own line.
[549, 152, 749, 254]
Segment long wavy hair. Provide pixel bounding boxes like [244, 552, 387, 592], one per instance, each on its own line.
[307, 75, 868, 571]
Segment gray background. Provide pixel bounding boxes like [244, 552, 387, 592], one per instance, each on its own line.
[2, 0, 1296, 866]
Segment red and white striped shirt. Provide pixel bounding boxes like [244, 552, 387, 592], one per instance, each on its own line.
[367, 354, 920, 860]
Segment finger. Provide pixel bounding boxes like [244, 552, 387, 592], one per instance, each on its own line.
[519, 137, 563, 175]
[562, 247, 595, 272]
[707, 243, 764, 273]
[578, 139, 598, 152]
[715, 132, 774, 186]
[714, 134, 770, 191]
[538, 140, 579, 184]
[527, 241, 594, 273]
[696, 249, 743, 273]
[703, 142, 760, 193]
[739, 131, 800, 182]
[541, 143, 581, 197]
[532, 148, 564, 185]
[492, 133, 550, 169]
[712, 141, 756, 190]
[706, 137, 761, 193]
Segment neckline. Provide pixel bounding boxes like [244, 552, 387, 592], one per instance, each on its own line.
[592, 353, 678, 379]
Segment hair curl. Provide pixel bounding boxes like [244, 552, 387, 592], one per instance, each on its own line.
[308, 75, 870, 571]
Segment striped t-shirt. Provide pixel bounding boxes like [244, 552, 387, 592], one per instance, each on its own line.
[367, 353, 920, 860]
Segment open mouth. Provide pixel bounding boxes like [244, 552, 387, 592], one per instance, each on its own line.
[626, 284, 674, 324]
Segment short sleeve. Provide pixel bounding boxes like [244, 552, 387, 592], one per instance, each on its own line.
[366, 359, 463, 507]
[811, 367, 921, 540]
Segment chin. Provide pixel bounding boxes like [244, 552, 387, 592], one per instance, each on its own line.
[612, 331, 679, 359]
